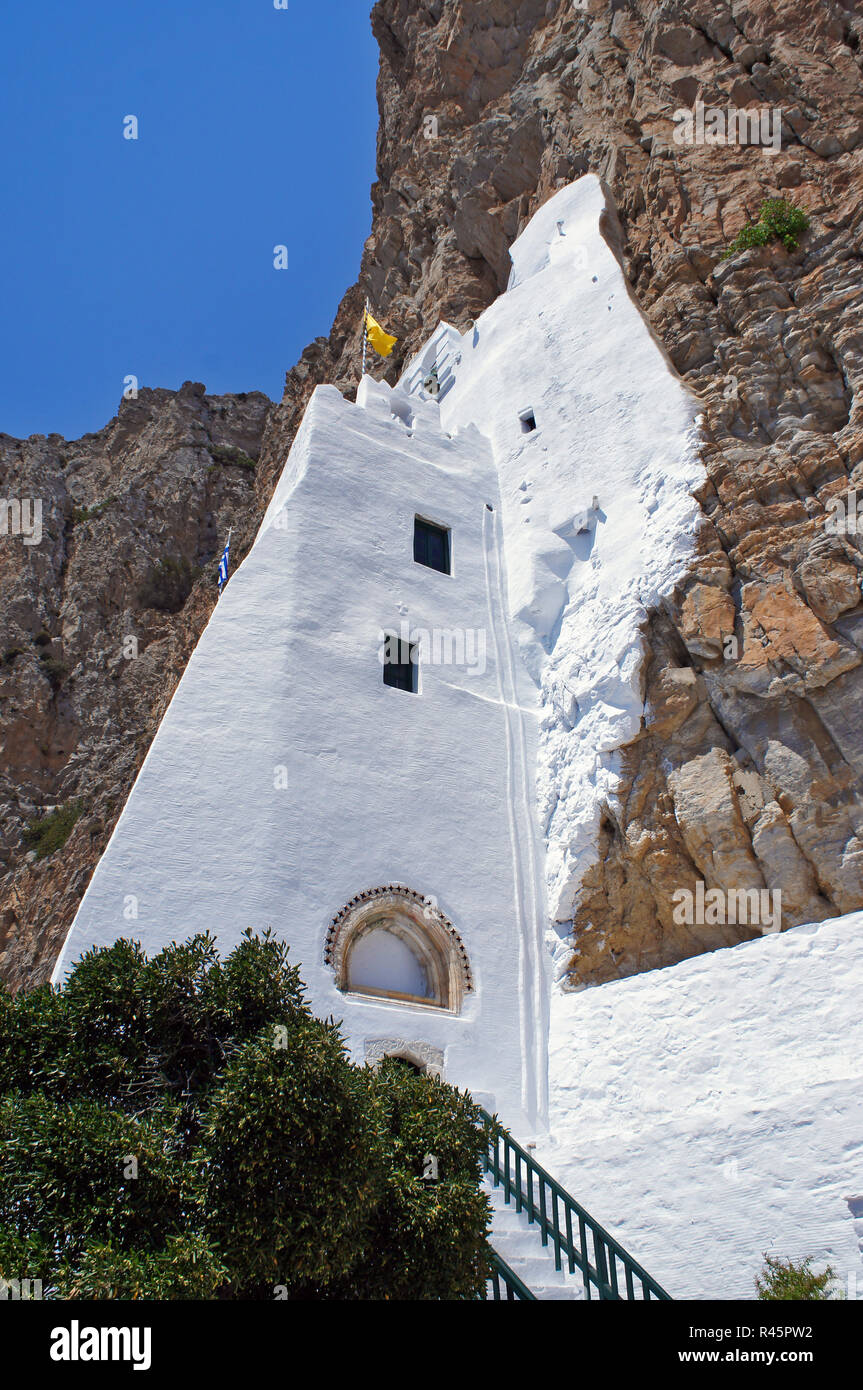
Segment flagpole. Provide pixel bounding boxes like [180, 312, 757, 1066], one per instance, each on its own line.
[362, 296, 369, 378]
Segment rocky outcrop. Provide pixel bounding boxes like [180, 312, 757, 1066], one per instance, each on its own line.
[4, 0, 863, 990]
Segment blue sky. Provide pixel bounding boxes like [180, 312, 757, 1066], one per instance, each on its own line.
[0, 0, 380, 440]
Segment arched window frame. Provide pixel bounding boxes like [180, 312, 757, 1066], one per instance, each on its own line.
[364, 1038, 446, 1080]
[324, 886, 473, 1013]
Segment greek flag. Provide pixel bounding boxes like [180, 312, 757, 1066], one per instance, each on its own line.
[217, 534, 231, 595]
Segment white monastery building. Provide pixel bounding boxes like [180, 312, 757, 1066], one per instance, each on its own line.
[53, 177, 863, 1299]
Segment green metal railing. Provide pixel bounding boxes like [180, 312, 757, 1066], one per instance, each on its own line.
[480, 1108, 672, 1301]
[486, 1250, 537, 1301]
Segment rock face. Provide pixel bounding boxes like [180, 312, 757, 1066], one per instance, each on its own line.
[4, 0, 863, 989]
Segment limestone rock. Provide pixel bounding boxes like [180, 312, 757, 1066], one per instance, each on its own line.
[678, 583, 736, 659]
[739, 575, 861, 689]
[797, 552, 862, 623]
[668, 749, 765, 894]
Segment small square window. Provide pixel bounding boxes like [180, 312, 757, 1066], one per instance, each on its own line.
[414, 516, 451, 575]
[519, 409, 537, 433]
[383, 636, 418, 694]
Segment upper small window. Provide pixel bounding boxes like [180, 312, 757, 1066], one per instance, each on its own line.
[414, 517, 451, 575]
[383, 636, 418, 694]
[519, 408, 537, 433]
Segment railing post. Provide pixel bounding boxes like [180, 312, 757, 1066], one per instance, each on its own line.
[551, 1190, 562, 1271]
[609, 1248, 620, 1298]
[578, 1213, 591, 1299]
[565, 1203, 575, 1275]
[594, 1231, 614, 1300]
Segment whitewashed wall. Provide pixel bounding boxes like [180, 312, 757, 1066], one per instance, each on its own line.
[538, 912, 863, 1299]
[53, 378, 546, 1128]
[437, 175, 704, 971]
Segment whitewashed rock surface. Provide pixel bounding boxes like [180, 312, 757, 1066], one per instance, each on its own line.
[539, 912, 863, 1300]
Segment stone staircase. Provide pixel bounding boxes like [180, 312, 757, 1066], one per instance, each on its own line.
[485, 1176, 582, 1299]
[479, 1108, 671, 1302]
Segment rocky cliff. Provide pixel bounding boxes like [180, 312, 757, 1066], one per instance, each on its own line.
[3, 0, 863, 988]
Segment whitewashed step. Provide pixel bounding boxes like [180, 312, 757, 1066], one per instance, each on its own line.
[485, 1176, 585, 1300]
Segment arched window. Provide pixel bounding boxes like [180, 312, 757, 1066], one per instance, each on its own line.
[324, 886, 472, 1013]
[347, 924, 432, 1002]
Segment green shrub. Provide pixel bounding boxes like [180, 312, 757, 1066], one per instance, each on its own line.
[137, 557, 197, 613]
[0, 931, 491, 1300]
[70, 499, 114, 526]
[724, 198, 810, 258]
[208, 444, 256, 471]
[38, 654, 69, 691]
[326, 1056, 490, 1300]
[22, 801, 83, 860]
[755, 1254, 835, 1300]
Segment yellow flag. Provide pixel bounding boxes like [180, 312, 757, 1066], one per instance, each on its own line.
[365, 310, 397, 358]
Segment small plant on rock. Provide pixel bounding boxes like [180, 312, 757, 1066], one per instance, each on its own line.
[23, 801, 83, 861]
[70, 499, 114, 526]
[38, 655, 69, 692]
[724, 198, 810, 258]
[208, 444, 256, 472]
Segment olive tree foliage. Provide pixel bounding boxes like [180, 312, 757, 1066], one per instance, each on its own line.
[0, 931, 491, 1300]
